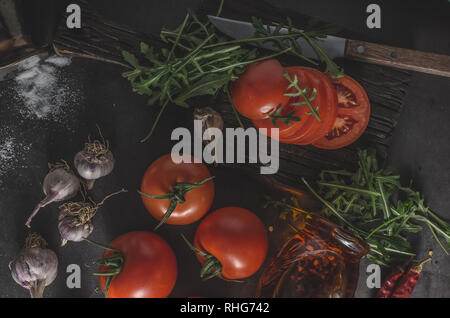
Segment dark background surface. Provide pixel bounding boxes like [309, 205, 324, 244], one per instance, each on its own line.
[0, 0, 449, 298]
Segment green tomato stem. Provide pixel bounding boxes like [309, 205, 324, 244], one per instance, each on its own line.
[139, 176, 215, 230]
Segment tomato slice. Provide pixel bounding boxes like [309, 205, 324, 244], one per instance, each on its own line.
[276, 69, 322, 143]
[312, 75, 371, 149]
[280, 67, 338, 145]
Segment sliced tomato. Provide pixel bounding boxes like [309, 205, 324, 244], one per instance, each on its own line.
[281, 67, 338, 145]
[251, 70, 310, 140]
[252, 67, 336, 144]
[312, 75, 371, 149]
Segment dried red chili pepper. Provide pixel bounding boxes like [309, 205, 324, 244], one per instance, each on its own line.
[376, 258, 431, 298]
[376, 269, 404, 298]
[390, 258, 431, 298]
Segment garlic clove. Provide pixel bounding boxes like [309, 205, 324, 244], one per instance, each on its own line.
[26, 167, 80, 228]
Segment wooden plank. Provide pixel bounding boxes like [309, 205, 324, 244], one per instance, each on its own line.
[52, 0, 411, 191]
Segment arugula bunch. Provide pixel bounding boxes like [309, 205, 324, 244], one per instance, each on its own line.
[297, 149, 450, 267]
[121, 2, 344, 141]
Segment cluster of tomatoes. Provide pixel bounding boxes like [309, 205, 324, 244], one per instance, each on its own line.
[95, 60, 371, 298]
[231, 59, 371, 149]
[97, 154, 268, 298]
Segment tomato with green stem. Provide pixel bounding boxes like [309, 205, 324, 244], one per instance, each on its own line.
[140, 154, 215, 229]
[92, 231, 178, 298]
[184, 207, 268, 280]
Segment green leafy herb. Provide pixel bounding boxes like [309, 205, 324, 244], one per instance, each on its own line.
[268, 107, 300, 127]
[301, 149, 450, 267]
[269, 149, 450, 268]
[122, 1, 344, 141]
[267, 69, 320, 127]
[284, 70, 320, 122]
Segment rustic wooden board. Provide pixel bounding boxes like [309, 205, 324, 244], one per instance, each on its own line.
[53, 0, 411, 191]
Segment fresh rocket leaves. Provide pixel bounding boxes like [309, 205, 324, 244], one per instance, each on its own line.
[298, 149, 450, 267]
[121, 2, 344, 141]
[284, 70, 320, 122]
[121, 11, 256, 141]
[268, 107, 300, 127]
[173, 74, 231, 108]
[269, 149, 450, 268]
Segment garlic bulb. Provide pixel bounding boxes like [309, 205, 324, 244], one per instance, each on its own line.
[58, 201, 95, 246]
[26, 161, 80, 228]
[57, 189, 127, 246]
[10, 233, 58, 298]
[194, 107, 224, 140]
[74, 132, 115, 190]
[194, 107, 224, 158]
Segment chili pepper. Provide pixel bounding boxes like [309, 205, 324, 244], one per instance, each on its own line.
[376, 258, 431, 298]
[376, 257, 413, 298]
[376, 268, 404, 298]
[390, 258, 431, 298]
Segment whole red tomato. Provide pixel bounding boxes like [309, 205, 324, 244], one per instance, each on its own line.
[98, 231, 177, 298]
[192, 207, 268, 280]
[231, 59, 290, 120]
[140, 154, 214, 227]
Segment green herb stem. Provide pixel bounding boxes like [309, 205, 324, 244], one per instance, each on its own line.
[317, 182, 381, 197]
[140, 99, 170, 143]
[226, 86, 245, 129]
[377, 180, 391, 220]
[209, 48, 292, 73]
[301, 178, 362, 233]
[283, 71, 321, 122]
[366, 215, 404, 239]
[167, 13, 190, 61]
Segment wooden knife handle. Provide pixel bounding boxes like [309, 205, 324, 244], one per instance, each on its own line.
[345, 39, 450, 77]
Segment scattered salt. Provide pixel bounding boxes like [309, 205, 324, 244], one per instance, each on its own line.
[0, 135, 31, 186]
[0, 139, 15, 163]
[7, 54, 81, 123]
[45, 55, 72, 67]
[13, 55, 70, 119]
[0, 54, 82, 186]
[15, 69, 39, 82]
[17, 55, 41, 71]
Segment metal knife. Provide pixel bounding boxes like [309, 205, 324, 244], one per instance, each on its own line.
[208, 15, 450, 78]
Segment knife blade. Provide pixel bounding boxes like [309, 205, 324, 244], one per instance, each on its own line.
[208, 15, 450, 77]
[208, 15, 346, 61]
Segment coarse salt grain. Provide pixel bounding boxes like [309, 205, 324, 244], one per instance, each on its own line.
[0, 136, 31, 185]
[0, 54, 81, 186]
